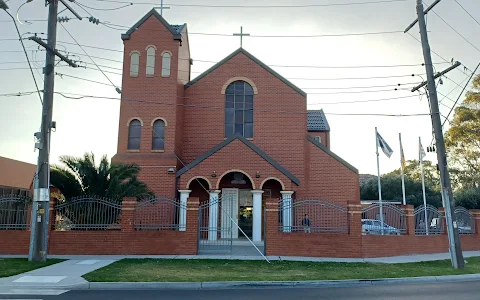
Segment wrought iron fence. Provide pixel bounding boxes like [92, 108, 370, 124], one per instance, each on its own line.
[361, 203, 407, 235]
[54, 196, 122, 230]
[0, 194, 31, 230]
[134, 196, 184, 230]
[455, 207, 475, 235]
[278, 198, 349, 233]
[414, 205, 444, 235]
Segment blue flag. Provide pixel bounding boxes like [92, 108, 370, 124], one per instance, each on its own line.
[377, 132, 393, 158]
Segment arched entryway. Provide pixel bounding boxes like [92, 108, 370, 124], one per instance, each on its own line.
[217, 171, 256, 240]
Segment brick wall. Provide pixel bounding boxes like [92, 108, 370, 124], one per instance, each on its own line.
[183, 52, 306, 185]
[178, 139, 292, 191]
[265, 201, 480, 258]
[0, 197, 199, 255]
[301, 141, 360, 206]
[0, 231, 30, 254]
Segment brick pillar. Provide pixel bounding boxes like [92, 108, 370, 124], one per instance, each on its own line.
[470, 210, 480, 236]
[186, 197, 199, 255]
[347, 202, 362, 258]
[265, 201, 279, 256]
[121, 197, 136, 232]
[347, 202, 362, 236]
[402, 205, 415, 236]
[438, 208, 448, 235]
[48, 198, 56, 232]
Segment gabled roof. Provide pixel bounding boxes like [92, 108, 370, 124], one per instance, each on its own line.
[121, 9, 185, 41]
[176, 134, 300, 185]
[185, 48, 307, 97]
[307, 135, 358, 173]
[307, 110, 330, 132]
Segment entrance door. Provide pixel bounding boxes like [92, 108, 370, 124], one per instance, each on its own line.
[238, 190, 253, 238]
[221, 188, 239, 239]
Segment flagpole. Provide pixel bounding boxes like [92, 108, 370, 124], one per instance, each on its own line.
[420, 137, 429, 235]
[399, 133, 406, 206]
[375, 127, 384, 235]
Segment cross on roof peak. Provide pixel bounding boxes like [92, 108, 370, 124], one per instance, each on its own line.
[233, 26, 250, 48]
[154, 0, 170, 16]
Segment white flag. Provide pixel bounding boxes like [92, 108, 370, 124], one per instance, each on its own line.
[419, 139, 426, 160]
[377, 132, 393, 158]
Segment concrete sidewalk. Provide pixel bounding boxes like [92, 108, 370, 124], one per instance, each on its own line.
[0, 258, 117, 293]
[3, 250, 480, 263]
[0, 251, 479, 292]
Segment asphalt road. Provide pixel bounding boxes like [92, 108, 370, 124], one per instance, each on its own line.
[1, 281, 480, 300]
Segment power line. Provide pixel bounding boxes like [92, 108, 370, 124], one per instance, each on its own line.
[49, 69, 421, 92]
[52, 90, 430, 117]
[406, 32, 475, 77]
[441, 62, 480, 126]
[429, 9, 480, 54]
[1, 10, 43, 105]
[59, 22, 120, 92]
[95, 20, 406, 38]
[74, 0, 132, 11]
[86, 0, 408, 8]
[54, 40, 449, 69]
[55, 72, 115, 86]
[454, 0, 480, 28]
[0, 89, 426, 107]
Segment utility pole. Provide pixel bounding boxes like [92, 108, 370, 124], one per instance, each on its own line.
[28, 0, 78, 262]
[407, 0, 464, 269]
[28, 0, 59, 262]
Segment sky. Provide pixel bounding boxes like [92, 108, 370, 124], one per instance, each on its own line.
[0, 0, 479, 176]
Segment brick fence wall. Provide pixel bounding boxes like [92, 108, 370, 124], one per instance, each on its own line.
[0, 197, 200, 256]
[2, 198, 480, 258]
[265, 202, 480, 258]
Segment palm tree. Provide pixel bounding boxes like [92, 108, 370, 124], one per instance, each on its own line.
[50, 152, 152, 201]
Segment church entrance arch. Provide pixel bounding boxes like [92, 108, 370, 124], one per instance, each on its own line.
[197, 171, 255, 254]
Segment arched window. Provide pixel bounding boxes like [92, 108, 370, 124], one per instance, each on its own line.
[161, 52, 171, 77]
[152, 119, 165, 150]
[146, 46, 156, 76]
[128, 119, 141, 150]
[225, 81, 254, 138]
[130, 52, 139, 77]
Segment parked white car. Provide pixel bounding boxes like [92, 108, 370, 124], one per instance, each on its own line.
[362, 219, 401, 235]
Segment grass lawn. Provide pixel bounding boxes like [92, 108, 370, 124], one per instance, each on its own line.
[83, 257, 480, 282]
[0, 258, 65, 278]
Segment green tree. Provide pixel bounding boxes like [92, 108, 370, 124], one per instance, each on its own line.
[360, 173, 442, 207]
[445, 74, 480, 189]
[50, 152, 152, 200]
[389, 159, 440, 191]
[453, 188, 480, 210]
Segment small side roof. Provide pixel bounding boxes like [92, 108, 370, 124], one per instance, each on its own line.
[307, 110, 330, 132]
[185, 48, 307, 97]
[121, 9, 185, 41]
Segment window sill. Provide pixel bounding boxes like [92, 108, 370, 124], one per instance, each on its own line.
[127, 149, 140, 152]
[151, 150, 165, 153]
[130, 75, 138, 78]
[146, 74, 154, 78]
[161, 74, 170, 78]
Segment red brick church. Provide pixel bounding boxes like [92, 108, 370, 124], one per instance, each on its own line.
[112, 9, 360, 244]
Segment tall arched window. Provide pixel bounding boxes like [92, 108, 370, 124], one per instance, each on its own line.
[225, 81, 254, 138]
[146, 46, 156, 76]
[161, 52, 171, 77]
[130, 52, 140, 77]
[152, 119, 165, 150]
[128, 119, 142, 150]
